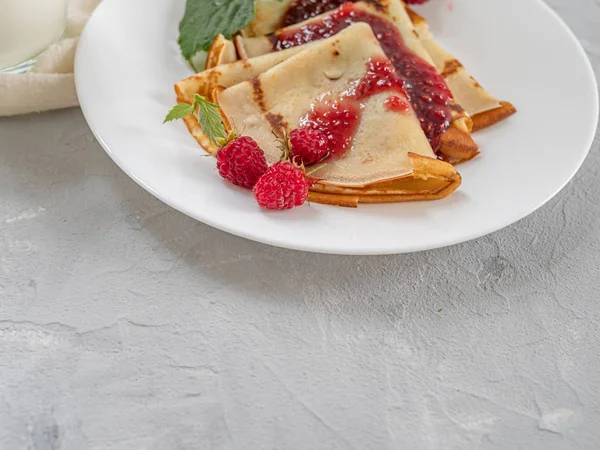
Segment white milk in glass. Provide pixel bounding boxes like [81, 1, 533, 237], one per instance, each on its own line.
[0, 0, 68, 70]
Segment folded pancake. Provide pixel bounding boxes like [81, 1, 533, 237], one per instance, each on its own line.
[175, 45, 309, 153]
[205, 34, 238, 69]
[404, 7, 516, 131]
[246, 0, 293, 37]
[233, 0, 479, 164]
[306, 153, 461, 206]
[244, 0, 514, 132]
[215, 23, 461, 206]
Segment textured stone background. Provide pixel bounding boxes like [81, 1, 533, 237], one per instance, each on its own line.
[1, 1, 599, 449]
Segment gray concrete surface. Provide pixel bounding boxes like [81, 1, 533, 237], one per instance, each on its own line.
[1, 1, 599, 449]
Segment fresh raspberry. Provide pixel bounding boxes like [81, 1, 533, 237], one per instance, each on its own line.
[253, 162, 311, 210]
[216, 136, 268, 189]
[404, 0, 429, 4]
[289, 128, 329, 165]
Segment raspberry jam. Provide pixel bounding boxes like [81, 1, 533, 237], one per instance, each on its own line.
[301, 57, 408, 158]
[282, 0, 348, 27]
[274, 3, 454, 151]
[302, 99, 361, 157]
[384, 96, 410, 113]
[354, 57, 407, 100]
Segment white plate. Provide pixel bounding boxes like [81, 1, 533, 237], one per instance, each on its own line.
[75, 0, 598, 255]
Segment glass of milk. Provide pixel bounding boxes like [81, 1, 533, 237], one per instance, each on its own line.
[0, 0, 69, 73]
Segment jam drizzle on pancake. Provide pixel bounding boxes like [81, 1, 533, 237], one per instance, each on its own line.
[301, 56, 410, 159]
[283, 0, 348, 27]
[273, 3, 454, 151]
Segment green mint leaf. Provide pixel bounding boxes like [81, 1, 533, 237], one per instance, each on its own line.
[163, 102, 195, 123]
[193, 94, 226, 145]
[178, 0, 255, 61]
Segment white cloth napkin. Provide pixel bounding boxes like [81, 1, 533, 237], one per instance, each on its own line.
[0, 0, 101, 116]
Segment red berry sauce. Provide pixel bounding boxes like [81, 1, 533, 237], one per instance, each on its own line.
[301, 57, 409, 159]
[301, 99, 361, 157]
[354, 57, 407, 100]
[282, 0, 349, 27]
[385, 96, 410, 113]
[274, 3, 454, 151]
